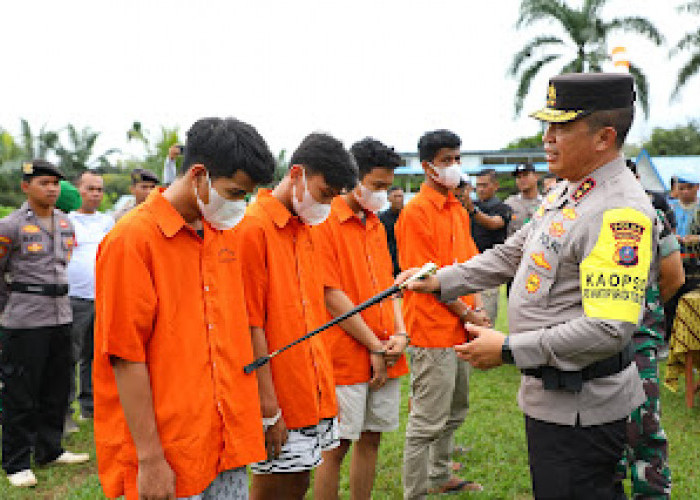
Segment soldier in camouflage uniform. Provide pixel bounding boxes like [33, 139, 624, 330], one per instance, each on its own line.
[616, 164, 683, 498]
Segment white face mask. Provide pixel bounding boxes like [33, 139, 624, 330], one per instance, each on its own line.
[292, 169, 331, 225]
[429, 162, 462, 189]
[196, 173, 247, 230]
[354, 183, 388, 213]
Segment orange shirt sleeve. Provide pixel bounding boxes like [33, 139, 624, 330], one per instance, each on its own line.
[397, 204, 438, 271]
[96, 232, 157, 363]
[312, 221, 342, 290]
[237, 219, 269, 328]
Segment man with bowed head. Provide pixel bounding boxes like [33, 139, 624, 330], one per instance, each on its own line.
[399, 73, 656, 498]
[93, 117, 276, 499]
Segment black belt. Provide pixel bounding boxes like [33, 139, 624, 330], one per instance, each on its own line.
[521, 343, 634, 393]
[9, 282, 69, 297]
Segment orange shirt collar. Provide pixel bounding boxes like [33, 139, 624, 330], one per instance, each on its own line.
[332, 196, 379, 229]
[256, 189, 297, 228]
[420, 182, 458, 210]
[148, 188, 215, 239]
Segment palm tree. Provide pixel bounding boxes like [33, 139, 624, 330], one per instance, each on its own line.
[510, 0, 664, 117]
[671, 1, 700, 99]
[54, 125, 118, 176]
[18, 119, 60, 160]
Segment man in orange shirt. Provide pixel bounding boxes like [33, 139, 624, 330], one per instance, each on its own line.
[396, 130, 489, 499]
[312, 138, 410, 500]
[237, 133, 358, 499]
[93, 117, 275, 500]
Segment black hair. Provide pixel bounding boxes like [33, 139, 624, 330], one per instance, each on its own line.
[289, 133, 358, 190]
[584, 107, 634, 149]
[543, 172, 557, 180]
[388, 185, 403, 194]
[417, 130, 461, 162]
[625, 159, 638, 176]
[183, 117, 275, 184]
[476, 168, 497, 182]
[670, 176, 678, 189]
[349, 138, 402, 179]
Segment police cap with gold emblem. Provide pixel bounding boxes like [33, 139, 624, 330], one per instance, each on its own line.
[130, 168, 159, 185]
[22, 159, 65, 181]
[530, 73, 635, 123]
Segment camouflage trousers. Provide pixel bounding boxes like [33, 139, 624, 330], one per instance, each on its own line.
[616, 335, 671, 499]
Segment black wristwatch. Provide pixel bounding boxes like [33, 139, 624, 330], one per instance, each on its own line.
[501, 336, 515, 364]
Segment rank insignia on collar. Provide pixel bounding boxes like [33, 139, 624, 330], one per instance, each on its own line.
[535, 206, 545, 218]
[526, 273, 541, 293]
[610, 221, 646, 267]
[530, 252, 552, 270]
[22, 224, 40, 234]
[571, 178, 596, 202]
[549, 222, 565, 237]
[547, 192, 557, 204]
[562, 208, 577, 220]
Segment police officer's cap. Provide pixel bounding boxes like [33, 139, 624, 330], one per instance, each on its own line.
[22, 159, 65, 181]
[130, 168, 159, 184]
[530, 73, 636, 124]
[513, 162, 536, 176]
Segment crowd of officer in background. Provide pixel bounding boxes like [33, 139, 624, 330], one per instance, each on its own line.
[0, 71, 699, 500]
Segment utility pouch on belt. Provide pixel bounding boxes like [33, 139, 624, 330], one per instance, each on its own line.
[522, 343, 634, 393]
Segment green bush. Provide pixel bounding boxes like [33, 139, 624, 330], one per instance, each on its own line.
[0, 206, 14, 218]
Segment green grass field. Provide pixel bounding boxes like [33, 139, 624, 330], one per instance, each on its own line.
[1, 291, 699, 498]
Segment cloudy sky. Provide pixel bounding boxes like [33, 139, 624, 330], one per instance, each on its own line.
[2, 0, 699, 160]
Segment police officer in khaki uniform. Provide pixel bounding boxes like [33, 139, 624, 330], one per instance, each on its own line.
[0, 160, 89, 488]
[400, 73, 654, 498]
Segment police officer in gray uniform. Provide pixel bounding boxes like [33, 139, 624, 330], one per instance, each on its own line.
[505, 162, 542, 238]
[400, 73, 654, 499]
[0, 160, 88, 488]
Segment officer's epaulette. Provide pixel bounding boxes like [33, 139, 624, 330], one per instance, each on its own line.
[571, 178, 596, 203]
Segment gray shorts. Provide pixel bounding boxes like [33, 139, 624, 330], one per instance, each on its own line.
[178, 467, 247, 500]
[336, 378, 401, 441]
[250, 417, 339, 474]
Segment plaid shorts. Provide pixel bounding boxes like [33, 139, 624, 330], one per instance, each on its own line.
[250, 417, 339, 474]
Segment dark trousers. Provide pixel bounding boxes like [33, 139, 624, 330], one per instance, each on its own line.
[0, 324, 71, 474]
[525, 416, 627, 500]
[67, 297, 95, 416]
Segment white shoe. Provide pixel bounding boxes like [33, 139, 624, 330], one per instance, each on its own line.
[50, 451, 90, 465]
[8, 469, 37, 487]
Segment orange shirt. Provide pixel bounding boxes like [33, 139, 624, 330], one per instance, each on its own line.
[313, 197, 409, 385]
[396, 183, 479, 347]
[93, 190, 264, 499]
[237, 189, 337, 429]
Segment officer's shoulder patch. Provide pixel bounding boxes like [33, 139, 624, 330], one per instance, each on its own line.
[571, 178, 596, 203]
[562, 208, 577, 220]
[579, 207, 652, 323]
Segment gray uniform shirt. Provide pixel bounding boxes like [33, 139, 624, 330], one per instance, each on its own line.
[437, 157, 652, 426]
[504, 193, 542, 237]
[0, 202, 74, 328]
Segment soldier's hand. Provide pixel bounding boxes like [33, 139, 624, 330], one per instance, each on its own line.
[395, 268, 440, 295]
[454, 324, 505, 370]
[137, 454, 176, 500]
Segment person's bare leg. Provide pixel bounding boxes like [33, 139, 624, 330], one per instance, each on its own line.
[251, 471, 311, 500]
[313, 440, 351, 500]
[349, 432, 381, 500]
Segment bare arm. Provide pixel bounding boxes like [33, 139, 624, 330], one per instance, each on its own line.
[325, 287, 387, 388]
[112, 358, 175, 500]
[250, 326, 287, 458]
[472, 209, 505, 230]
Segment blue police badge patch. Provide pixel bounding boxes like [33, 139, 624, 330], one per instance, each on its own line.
[617, 245, 638, 267]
